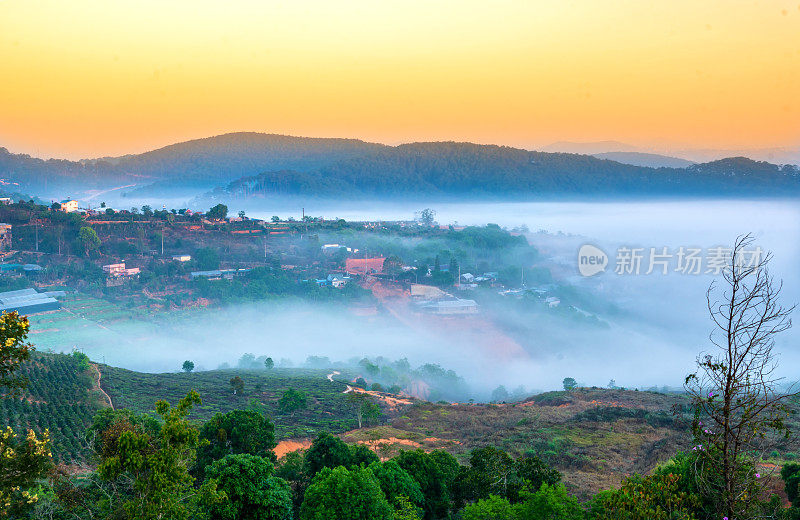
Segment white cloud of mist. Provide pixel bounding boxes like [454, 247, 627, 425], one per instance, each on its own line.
[60, 198, 800, 399]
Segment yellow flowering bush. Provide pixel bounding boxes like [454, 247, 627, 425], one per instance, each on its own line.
[0, 426, 53, 518]
[0, 311, 32, 395]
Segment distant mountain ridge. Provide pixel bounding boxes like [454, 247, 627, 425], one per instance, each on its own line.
[0, 133, 798, 200]
[591, 152, 695, 169]
[543, 140, 800, 167]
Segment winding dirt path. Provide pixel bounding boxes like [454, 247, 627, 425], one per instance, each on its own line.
[91, 364, 114, 409]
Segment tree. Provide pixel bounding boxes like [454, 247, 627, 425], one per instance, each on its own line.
[50, 202, 61, 210]
[393, 495, 424, 520]
[96, 391, 223, 519]
[589, 473, 700, 520]
[0, 427, 53, 518]
[78, 226, 100, 256]
[0, 312, 32, 395]
[396, 449, 458, 520]
[278, 388, 307, 416]
[141, 205, 153, 217]
[515, 455, 561, 496]
[238, 210, 246, 219]
[684, 234, 796, 519]
[368, 460, 424, 510]
[382, 255, 404, 279]
[491, 385, 509, 402]
[238, 353, 257, 368]
[264, 357, 274, 370]
[299, 466, 393, 520]
[350, 444, 380, 468]
[418, 208, 436, 227]
[271, 216, 280, 223]
[194, 247, 220, 270]
[461, 495, 516, 520]
[514, 483, 584, 520]
[196, 409, 277, 476]
[562, 377, 577, 391]
[182, 360, 194, 373]
[0, 316, 52, 517]
[230, 376, 245, 395]
[204, 454, 293, 520]
[303, 432, 352, 477]
[349, 393, 382, 428]
[782, 463, 800, 508]
[460, 447, 518, 503]
[207, 203, 228, 221]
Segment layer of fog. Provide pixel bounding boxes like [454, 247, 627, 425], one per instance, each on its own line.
[57, 198, 799, 398]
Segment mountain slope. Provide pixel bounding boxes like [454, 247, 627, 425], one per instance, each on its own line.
[213, 144, 800, 200]
[0, 133, 386, 194]
[1, 134, 798, 199]
[592, 151, 695, 169]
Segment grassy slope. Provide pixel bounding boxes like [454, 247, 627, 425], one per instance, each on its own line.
[344, 388, 693, 498]
[99, 366, 362, 438]
[7, 355, 799, 498]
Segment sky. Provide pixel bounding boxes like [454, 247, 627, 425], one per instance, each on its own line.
[1, 0, 799, 159]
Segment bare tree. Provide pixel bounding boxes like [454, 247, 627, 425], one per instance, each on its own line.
[685, 234, 796, 519]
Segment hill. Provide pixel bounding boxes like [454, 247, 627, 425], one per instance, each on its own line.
[2, 134, 798, 200]
[591, 151, 696, 168]
[211, 144, 800, 200]
[0, 133, 385, 194]
[6, 354, 800, 498]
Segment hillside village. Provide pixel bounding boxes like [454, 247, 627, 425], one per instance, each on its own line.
[0, 198, 583, 326]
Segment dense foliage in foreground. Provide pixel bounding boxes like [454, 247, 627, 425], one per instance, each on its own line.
[1, 386, 797, 520]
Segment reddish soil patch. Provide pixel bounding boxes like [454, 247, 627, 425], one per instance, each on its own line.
[274, 439, 312, 459]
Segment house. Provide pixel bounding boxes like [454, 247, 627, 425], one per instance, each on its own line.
[103, 262, 140, 279]
[345, 257, 385, 275]
[327, 274, 350, 288]
[417, 298, 478, 315]
[172, 255, 192, 262]
[460, 273, 475, 283]
[545, 296, 561, 308]
[0, 198, 12, 205]
[410, 284, 446, 299]
[321, 244, 354, 254]
[0, 223, 11, 251]
[59, 199, 80, 213]
[190, 268, 251, 280]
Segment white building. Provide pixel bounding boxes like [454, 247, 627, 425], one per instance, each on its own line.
[418, 298, 478, 315]
[172, 255, 192, 262]
[102, 263, 140, 277]
[59, 199, 80, 213]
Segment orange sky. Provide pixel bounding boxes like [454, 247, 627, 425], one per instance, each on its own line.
[1, 0, 799, 159]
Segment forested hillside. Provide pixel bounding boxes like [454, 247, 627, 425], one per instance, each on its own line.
[2, 133, 798, 198]
[213, 143, 800, 200]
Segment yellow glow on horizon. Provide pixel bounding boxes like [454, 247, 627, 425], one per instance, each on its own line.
[1, 0, 799, 159]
